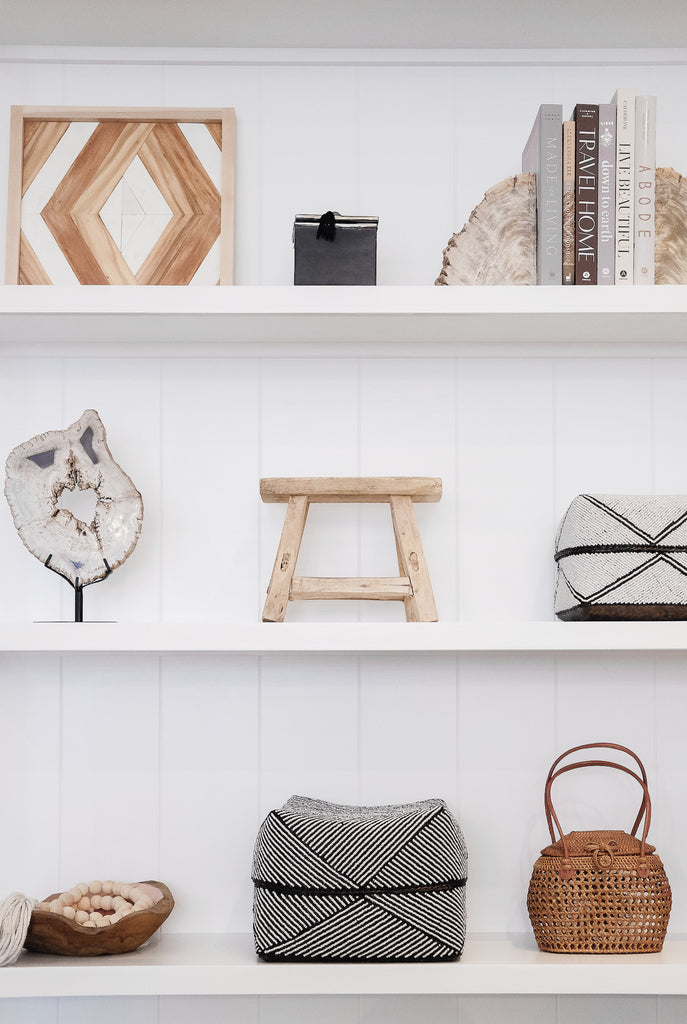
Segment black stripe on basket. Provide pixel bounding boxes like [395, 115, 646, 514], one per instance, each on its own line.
[252, 877, 467, 898]
[555, 543, 687, 562]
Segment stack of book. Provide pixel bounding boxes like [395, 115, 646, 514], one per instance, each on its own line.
[522, 90, 656, 285]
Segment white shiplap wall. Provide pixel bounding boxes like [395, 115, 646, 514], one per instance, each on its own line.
[1, 48, 687, 1024]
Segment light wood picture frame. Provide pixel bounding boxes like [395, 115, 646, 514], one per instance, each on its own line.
[5, 106, 236, 285]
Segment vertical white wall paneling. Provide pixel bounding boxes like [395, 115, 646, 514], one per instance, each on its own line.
[654, 653, 687, 933]
[0, 655, 61, 898]
[0, 1000, 57, 1024]
[459, 995, 556, 1024]
[61, 63, 165, 107]
[358, 654, 458, 808]
[652, 66, 687, 175]
[650, 357, 687, 934]
[555, 653, 655, 756]
[260, 995, 358, 1024]
[360, 995, 458, 1024]
[259, 654, 359, 814]
[652, 358, 687, 491]
[554, 357, 654, 516]
[161, 995, 259, 1023]
[57, 996, 158, 1024]
[161, 358, 259, 623]
[558, 995, 657, 1024]
[160, 64, 262, 284]
[58, 655, 160, 886]
[258, 65, 358, 284]
[358, 358, 457, 622]
[259, 357, 360, 622]
[59, 357, 161, 623]
[357, 66, 454, 285]
[159, 654, 259, 933]
[0, 359, 64, 622]
[658, 996, 687, 1023]
[457, 654, 556, 933]
[456, 358, 554, 622]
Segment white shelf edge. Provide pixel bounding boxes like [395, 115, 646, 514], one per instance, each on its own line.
[3, 284, 687, 317]
[2, 286, 687, 356]
[2, 621, 687, 654]
[4, 933, 687, 997]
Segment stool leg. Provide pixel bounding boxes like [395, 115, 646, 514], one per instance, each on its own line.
[389, 495, 438, 622]
[262, 495, 309, 622]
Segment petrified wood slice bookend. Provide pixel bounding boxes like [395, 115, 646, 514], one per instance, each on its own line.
[260, 477, 442, 623]
[436, 168, 686, 285]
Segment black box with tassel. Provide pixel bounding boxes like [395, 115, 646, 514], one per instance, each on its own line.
[293, 211, 378, 285]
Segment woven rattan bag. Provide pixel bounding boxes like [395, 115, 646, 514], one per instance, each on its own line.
[527, 742, 671, 954]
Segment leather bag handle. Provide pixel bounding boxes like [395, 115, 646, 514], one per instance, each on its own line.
[545, 742, 648, 840]
[543, 743, 653, 879]
[545, 742, 648, 790]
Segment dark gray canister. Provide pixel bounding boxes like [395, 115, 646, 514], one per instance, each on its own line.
[293, 212, 378, 285]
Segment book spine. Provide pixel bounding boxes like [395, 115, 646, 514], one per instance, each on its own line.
[574, 104, 599, 285]
[562, 120, 576, 284]
[597, 104, 616, 285]
[522, 104, 562, 285]
[634, 95, 657, 285]
[613, 87, 635, 283]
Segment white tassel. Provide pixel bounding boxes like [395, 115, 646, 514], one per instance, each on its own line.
[0, 893, 36, 966]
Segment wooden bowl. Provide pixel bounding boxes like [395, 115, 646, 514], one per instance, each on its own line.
[24, 881, 174, 956]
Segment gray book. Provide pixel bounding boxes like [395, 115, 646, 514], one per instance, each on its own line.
[522, 104, 563, 285]
[597, 103, 617, 285]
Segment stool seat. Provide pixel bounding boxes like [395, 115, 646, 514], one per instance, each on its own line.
[260, 476, 441, 623]
[260, 476, 442, 503]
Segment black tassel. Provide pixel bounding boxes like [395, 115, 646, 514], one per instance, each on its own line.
[316, 210, 337, 242]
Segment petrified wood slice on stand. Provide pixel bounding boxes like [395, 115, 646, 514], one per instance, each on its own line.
[5, 409, 144, 590]
[436, 168, 687, 285]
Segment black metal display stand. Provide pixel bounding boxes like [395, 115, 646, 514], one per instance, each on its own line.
[44, 555, 112, 622]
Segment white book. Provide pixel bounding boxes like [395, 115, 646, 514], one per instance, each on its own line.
[522, 104, 563, 285]
[634, 95, 657, 285]
[612, 88, 635, 284]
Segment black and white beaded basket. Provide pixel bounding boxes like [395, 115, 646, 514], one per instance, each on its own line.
[252, 795, 467, 962]
[555, 494, 687, 620]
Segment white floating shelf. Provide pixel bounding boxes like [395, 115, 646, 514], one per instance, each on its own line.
[2, 621, 687, 654]
[5, 933, 687, 998]
[1, 286, 687, 356]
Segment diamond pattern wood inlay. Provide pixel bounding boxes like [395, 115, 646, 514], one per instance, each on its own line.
[6, 107, 235, 286]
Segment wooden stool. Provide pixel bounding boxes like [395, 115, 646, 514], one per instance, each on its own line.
[261, 477, 441, 623]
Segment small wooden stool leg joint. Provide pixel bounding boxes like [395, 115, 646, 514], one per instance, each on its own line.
[261, 477, 441, 623]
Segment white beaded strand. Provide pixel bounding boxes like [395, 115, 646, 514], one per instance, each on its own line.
[39, 881, 153, 929]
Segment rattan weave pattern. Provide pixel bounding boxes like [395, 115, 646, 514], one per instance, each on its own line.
[528, 742, 672, 955]
[528, 849, 672, 953]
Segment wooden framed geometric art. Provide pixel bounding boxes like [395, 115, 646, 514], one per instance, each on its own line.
[5, 106, 236, 285]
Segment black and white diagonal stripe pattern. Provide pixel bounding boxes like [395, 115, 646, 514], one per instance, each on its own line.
[252, 796, 467, 962]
